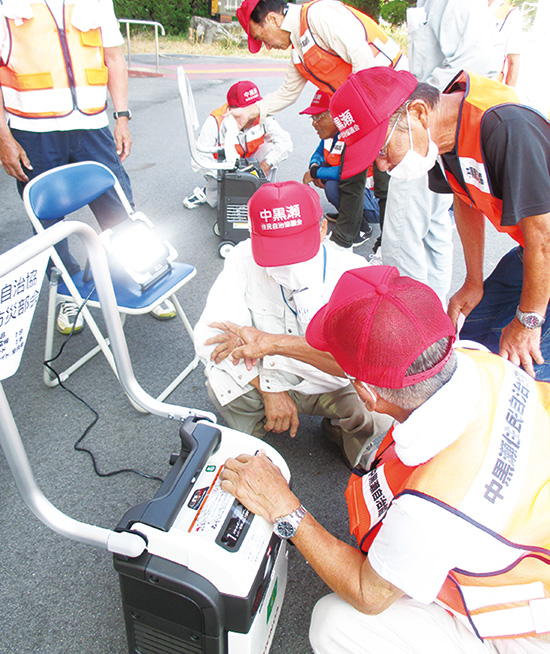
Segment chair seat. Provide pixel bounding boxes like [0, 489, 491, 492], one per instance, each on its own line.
[58, 261, 196, 313]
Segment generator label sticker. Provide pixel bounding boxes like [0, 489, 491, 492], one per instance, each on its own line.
[0, 253, 48, 381]
[188, 475, 235, 538]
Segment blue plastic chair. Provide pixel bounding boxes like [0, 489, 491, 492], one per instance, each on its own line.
[23, 161, 199, 404]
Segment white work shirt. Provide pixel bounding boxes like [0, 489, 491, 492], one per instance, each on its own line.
[0, 0, 124, 131]
[257, 0, 407, 120]
[408, 0, 496, 90]
[194, 239, 368, 406]
[191, 112, 293, 174]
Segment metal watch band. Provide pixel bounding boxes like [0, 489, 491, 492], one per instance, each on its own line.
[273, 505, 308, 539]
[515, 307, 545, 330]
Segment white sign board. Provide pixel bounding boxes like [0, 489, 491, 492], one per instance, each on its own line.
[0, 252, 49, 381]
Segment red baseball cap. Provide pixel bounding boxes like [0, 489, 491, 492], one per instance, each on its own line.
[248, 181, 322, 267]
[329, 67, 418, 179]
[299, 91, 330, 115]
[306, 266, 456, 388]
[227, 81, 262, 107]
[237, 0, 263, 54]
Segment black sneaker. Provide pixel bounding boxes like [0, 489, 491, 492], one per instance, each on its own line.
[324, 212, 338, 223]
[351, 225, 373, 247]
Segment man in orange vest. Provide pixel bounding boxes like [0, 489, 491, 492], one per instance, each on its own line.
[232, 0, 405, 249]
[218, 264, 550, 653]
[183, 80, 292, 210]
[0, 1, 175, 330]
[326, 65, 550, 382]
[300, 90, 378, 247]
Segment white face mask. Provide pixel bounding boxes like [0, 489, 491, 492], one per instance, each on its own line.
[388, 108, 439, 181]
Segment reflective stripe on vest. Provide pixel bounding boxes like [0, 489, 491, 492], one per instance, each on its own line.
[323, 136, 344, 166]
[210, 103, 228, 159]
[292, 0, 403, 95]
[345, 349, 550, 639]
[0, 2, 108, 119]
[210, 102, 265, 159]
[442, 71, 524, 246]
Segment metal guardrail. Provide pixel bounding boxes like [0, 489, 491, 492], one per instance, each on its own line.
[118, 19, 166, 74]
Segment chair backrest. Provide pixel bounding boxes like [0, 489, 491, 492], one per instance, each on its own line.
[176, 66, 236, 171]
[25, 161, 117, 222]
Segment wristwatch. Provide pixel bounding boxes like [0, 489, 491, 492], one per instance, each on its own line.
[113, 110, 132, 120]
[516, 307, 546, 330]
[273, 505, 308, 540]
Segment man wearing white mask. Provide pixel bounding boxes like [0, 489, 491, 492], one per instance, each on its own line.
[329, 66, 550, 382]
[380, 0, 495, 303]
[194, 181, 392, 468]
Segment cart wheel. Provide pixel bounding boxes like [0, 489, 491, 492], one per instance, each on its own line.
[213, 222, 221, 236]
[218, 241, 235, 259]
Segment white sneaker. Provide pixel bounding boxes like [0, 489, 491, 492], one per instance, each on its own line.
[56, 301, 84, 335]
[367, 250, 383, 266]
[183, 186, 207, 209]
[151, 299, 177, 321]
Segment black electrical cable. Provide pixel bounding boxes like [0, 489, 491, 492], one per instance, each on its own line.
[44, 289, 163, 483]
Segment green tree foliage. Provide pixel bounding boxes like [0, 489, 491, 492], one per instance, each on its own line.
[379, 0, 414, 25]
[113, 0, 210, 35]
[346, 0, 380, 20]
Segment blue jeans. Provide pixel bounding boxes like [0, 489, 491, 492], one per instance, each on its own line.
[461, 246, 550, 381]
[14, 126, 134, 276]
[324, 179, 380, 230]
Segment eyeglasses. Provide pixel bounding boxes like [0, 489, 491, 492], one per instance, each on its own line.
[378, 106, 407, 157]
[311, 111, 329, 123]
[378, 116, 400, 157]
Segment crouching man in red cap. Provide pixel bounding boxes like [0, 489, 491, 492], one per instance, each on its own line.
[219, 265, 550, 653]
[183, 80, 292, 210]
[194, 180, 392, 468]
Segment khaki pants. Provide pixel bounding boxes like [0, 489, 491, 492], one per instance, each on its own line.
[310, 594, 550, 654]
[206, 381, 392, 467]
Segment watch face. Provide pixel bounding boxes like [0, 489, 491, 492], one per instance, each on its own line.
[275, 520, 295, 539]
[524, 314, 542, 329]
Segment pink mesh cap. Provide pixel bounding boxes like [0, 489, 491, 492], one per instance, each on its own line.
[329, 68, 417, 179]
[227, 81, 262, 107]
[248, 181, 322, 266]
[237, 0, 263, 53]
[306, 266, 456, 388]
[299, 91, 330, 115]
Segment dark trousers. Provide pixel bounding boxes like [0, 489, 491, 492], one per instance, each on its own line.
[14, 126, 133, 276]
[461, 246, 550, 382]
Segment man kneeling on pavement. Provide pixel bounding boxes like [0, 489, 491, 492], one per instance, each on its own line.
[194, 181, 391, 468]
[219, 265, 550, 654]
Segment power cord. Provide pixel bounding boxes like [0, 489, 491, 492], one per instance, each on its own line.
[44, 289, 163, 483]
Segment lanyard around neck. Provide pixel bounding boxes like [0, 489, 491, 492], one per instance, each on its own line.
[279, 244, 327, 316]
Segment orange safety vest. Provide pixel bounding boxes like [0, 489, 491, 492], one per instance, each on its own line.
[210, 103, 266, 158]
[346, 348, 550, 640]
[323, 135, 344, 166]
[0, 1, 108, 119]
[292, 0, 403, 95]
[442, 71, 526, 246]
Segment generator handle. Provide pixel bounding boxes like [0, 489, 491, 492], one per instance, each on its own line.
[120, 419, 222, 532]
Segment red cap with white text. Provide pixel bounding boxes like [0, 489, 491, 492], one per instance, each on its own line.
[248, 181, 322, 267]
[329, 67, 417, 179]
